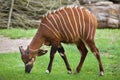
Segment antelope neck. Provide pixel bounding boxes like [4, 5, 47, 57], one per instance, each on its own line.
[29, 31, 44, 50]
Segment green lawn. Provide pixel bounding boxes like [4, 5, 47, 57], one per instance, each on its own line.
[0, 29, 120, 80]
[0, 28, 37, 39]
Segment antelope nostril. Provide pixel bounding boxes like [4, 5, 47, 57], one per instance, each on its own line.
[25, 69, 30, 73]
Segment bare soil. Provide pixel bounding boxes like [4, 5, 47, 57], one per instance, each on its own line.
[0, 35, 32, 53]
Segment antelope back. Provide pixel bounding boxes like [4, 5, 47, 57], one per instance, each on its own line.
[40, 6, 97, 43]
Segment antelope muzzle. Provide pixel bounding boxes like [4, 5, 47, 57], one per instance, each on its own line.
[25, 64, 33, 73]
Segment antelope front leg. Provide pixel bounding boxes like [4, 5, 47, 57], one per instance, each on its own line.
[46, 46, 57, 74]
[58, 46, 72, 74]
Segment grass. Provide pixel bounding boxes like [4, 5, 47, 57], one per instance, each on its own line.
[0, 29, 120, 80]
[0, 28, 37, 39]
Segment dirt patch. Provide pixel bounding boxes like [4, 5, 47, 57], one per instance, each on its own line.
[0, 35, 32, 53]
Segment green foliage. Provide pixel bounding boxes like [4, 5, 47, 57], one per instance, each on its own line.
[0, 29, 120, 80]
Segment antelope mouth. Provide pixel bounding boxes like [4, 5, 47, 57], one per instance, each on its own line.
[25, 65, 33, 73]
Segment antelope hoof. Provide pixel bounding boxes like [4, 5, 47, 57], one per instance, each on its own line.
[68, 70, 72, 74]
[100, 71, 104, 76]
[46, 70, 50, 74]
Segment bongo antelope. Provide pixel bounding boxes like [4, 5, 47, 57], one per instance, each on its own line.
[19, 6, 104, 76]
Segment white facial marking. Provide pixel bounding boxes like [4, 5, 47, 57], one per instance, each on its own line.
[46, 70, 50, 74]
[26, 58, 35, 66]
[32, 58, 34, 61]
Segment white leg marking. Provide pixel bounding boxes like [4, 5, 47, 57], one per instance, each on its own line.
[68, 70, 72, 74]
[46, 70, 50, 74]
[60, 53, 64, 56]
[100, 71, 104, 76]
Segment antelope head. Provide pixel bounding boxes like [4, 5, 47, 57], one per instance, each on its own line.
[19, 46, 48, 73]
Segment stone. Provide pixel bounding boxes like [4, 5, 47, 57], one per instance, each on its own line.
[86, 1, 120, 28]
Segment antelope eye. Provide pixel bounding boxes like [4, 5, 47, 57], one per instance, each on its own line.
[29, 58, 32, 61]
[25, 58, 32, 64]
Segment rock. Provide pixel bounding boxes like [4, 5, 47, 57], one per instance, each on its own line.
[86, 1, 120, 28]
[94, 1, 113, 6]
[107, 18, 119, 28]
[109, 0, 120, 3]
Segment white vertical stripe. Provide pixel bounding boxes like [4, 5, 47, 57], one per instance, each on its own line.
[46, 17, 60, 38]
[58, 11, 74, 41]
[50, 15, 59, 30]
[63, 9, 75, 40]
[86, 11, 90, 40]
[74, 7, 82, 37]
[54, 13, 69, 41]
[77, 8, 83, 38]
[70, 8, 79, 39]
[91, 14, 96, 40]
[40, 23, 59, 39]
[89, 14, 94, 40]
[80, 7, 85, 39]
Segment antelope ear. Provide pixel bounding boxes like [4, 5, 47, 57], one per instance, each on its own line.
[36, 49, 48, 56]
[19, 46, 24, 55]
